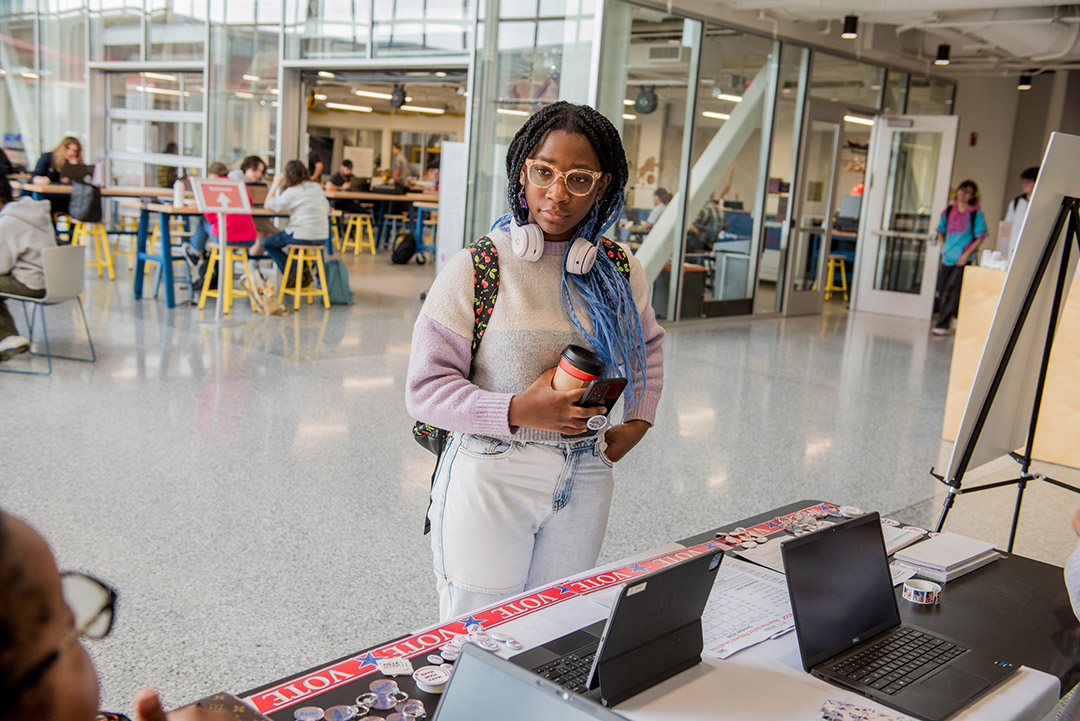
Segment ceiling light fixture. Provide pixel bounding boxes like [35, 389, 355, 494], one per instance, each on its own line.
[497, 108, 529, 117]
[142, 72, 176, 81]
[1017, 75, 1032, 90]
[702, 111, 730, 120]
[234, 91, 254, 99]
[622, 113, 637, 120]
[326, 102, 373, 113]
[318, 71, 335, 78]
[354, 89, 393, 100]
[313, 93, 327, 100]
[843, 114, 875, 126]
[400, 105, 445, 114]
[934, 45, 950, 66]
[623, 99, 635, 106]
[242, 74, 260, 81]
[841, 15, 858, 40]
[712, 92, 743, 103]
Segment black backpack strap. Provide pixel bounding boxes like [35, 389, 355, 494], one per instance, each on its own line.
[599, 238, 632, 282]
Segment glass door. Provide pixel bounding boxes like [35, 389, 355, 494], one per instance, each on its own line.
[783, 100, 845, 316]
[852, 115, 958, 319]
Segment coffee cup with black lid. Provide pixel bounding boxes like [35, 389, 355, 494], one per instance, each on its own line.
[551, 344, 604, 391]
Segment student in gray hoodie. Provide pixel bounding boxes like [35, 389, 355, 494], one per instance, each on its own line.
[0, 175, 57, 360]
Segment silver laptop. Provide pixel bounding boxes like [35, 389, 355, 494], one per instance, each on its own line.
[433, 643, 623, 721]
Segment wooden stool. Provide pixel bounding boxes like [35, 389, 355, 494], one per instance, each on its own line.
[342, 214, 376, 255]
[71, 221, 115, 280]
[278, 244, 330, 309]
[824, 254, 848, 301]
[199, 244, 255, 314]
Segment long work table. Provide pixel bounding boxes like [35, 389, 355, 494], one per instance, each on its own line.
[240, 500, 1074, 721]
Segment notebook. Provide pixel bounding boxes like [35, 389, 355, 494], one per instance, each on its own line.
[894, 533, 1000, 582]
[510, 546, 724, 707]
[782, 513, 1015, 721]
[434, 643, 623, 721]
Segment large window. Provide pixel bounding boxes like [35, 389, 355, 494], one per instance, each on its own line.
[907, 77, 955, 115]
[106, 71, 204, 186]
[681, 27, 776, 317]
[465, 0, 596, 241]
[809, 51, 885, 110]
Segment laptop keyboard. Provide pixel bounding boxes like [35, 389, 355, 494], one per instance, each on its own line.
[828, 628, 967, 695]
[534, 650, 597, 693]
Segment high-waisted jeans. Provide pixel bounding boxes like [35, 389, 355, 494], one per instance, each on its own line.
[428, 432, 616, 621]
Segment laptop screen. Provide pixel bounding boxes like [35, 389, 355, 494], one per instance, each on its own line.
[434, 644, 622, 721]
[783, 512, 901, 670]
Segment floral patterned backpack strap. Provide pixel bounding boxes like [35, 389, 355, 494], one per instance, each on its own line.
[412, 236, 500, 462]
[468, 236, 499, 356]
[599, 238, 632, 282]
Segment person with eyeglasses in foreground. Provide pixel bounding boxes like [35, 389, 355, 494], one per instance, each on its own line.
[0, 509, 233, 721]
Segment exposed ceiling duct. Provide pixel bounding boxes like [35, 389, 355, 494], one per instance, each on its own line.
[712, 1, 1080, 74]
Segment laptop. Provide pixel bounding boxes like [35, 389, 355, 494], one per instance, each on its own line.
[510, 546, 723, 707]
[781, 512, 1015, 721]
[434, 643, 624, 721]
[61, 163, 95, 184]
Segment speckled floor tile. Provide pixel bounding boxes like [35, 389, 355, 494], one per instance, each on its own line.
[2, 250, 1076, 715]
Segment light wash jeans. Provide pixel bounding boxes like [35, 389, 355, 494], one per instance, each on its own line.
[428, 432, 616, 621]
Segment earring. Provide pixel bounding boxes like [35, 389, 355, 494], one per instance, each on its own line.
[517, 188, 528, 209]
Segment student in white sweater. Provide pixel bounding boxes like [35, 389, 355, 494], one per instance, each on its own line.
[262, 159, 331, 274]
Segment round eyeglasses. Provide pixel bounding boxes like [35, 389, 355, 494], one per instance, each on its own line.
[523, 159, 605, 197]
[3, 572, 117, 701]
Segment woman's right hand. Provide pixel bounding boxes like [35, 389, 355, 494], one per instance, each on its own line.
[508, 367, 607, 435]
[32, 175, 50, 185]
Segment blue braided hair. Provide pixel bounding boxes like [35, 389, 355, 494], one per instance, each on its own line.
[491, 101, 647, 415]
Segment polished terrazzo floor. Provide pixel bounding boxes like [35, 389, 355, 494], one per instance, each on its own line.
[2, 249, 1077, 714]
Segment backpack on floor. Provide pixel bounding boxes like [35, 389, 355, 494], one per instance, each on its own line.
[391, 229, 417, 265]
[322, 259, 353, 305]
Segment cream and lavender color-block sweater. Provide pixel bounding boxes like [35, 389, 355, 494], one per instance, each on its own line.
[405, 229, 665, 443]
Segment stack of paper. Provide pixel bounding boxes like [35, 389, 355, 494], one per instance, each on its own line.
[880, 524, 925, 555]
[893, 532, 1000, 583]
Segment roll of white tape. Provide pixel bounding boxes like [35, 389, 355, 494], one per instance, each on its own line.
[902, 579, 942, 605]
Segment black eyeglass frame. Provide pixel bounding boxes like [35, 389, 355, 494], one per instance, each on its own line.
[1, 572, 117, 703]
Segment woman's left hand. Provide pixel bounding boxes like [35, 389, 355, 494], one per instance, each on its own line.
[602, 420, 650, 463]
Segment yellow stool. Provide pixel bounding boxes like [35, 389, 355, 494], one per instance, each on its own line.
[111, 214, 141, 270]
[71, 221, 115, 280]
[341, 214, 376, 255]
[199, 244, 255, 314]
[823, 254, 848, 301]
[278, 244, 330, 309]
[331, 213, 344, 250]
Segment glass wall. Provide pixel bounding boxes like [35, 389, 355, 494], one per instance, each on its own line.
[680, 27, 775, 317]
[755, 44, 807, 313]
[907, 76, 955, 114]
[209, 1, 281, 170]
[465, 0, 597, 241]
[809, 51, 884, 109]
[883, 69, 909, 114]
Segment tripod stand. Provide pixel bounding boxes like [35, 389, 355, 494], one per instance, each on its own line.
[932, 195, 1080, 553]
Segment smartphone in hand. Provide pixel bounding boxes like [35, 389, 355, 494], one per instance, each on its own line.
[564, 377, 627, 438]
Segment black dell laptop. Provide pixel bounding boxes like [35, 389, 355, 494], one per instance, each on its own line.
[510, 546, 723, 707]
[782, 512, 1015, 721]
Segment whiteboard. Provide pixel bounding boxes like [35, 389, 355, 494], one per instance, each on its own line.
[343, 146, 374, 178]
[945, 132, 1080, 481]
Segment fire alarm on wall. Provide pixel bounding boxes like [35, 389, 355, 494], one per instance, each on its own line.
[970, 132, 979, 146]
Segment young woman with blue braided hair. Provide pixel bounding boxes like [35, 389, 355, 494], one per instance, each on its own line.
[406, 101, 665, 620]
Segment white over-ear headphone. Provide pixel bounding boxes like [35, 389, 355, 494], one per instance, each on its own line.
[509, 221, 598, 275]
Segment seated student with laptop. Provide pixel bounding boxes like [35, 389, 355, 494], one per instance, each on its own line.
[324, 159, 369, 214]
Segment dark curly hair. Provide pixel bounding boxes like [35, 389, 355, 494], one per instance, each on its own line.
[505, 101, 629, 241]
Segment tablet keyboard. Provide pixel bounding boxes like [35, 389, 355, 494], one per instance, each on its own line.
[533, 649, 598, 694]
[828, 628, 967, 695]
